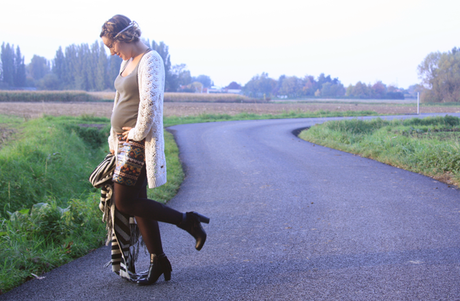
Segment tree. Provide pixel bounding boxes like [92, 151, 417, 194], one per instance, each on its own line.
[108, 55, 122, 86]
[226, 81, 241, 89]
[96, 42, 109, 91]
[52, 47, 65, 86]
[0, 43, 26, 88]
[321, 82, 345, 97]
[169, 63, 192, 91]
[346, 81, 370, 98]
[193, 75, 213, 88]
[371, 81, 386, 98]
[279, 76, 303, 97]
[191, 81, 203, 93]
[1, 43, 14, 86]
[37, 73, 60, 90]
[418, 47, 460, 102]
[273, 75, 286, 96]
[242, 72, 276, 98]
[177, 65, 192, 86]
[302, 75, 316, 96]
[407, 84, 424, 98]
[150, 40, 174, 91]
[14, 46, 26, 87]
[28, 55, 50, 81]
[313, 73, 345, 97]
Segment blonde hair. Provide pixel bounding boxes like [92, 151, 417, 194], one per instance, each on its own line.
[100, 15, 141, 43]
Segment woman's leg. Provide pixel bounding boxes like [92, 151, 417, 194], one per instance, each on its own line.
[113, 167, 183, 225]
[113, 166, 179, 254]
[113, 165, 209, 252]
[136, 176, 164, 255]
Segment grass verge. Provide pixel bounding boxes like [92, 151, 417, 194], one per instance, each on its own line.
[298, 115, 460, 187]
[0, 115, 183, 294]
[163, 109, 378, 127]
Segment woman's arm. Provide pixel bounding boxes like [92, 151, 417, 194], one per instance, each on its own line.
[127, 51, 164, 141]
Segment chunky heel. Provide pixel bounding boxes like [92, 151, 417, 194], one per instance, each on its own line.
[164, 269, 171, 281]
[177, 212, 210, 251]
[196, 213, 210, 224]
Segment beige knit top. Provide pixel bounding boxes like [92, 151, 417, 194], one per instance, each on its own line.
[111, 62, 141, 133]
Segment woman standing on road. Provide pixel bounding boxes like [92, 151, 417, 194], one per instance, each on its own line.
[100, 14, 209, 285]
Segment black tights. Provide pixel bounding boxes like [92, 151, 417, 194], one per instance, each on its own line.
[113, 166, 183, 255]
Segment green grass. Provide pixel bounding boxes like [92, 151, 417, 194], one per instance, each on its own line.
[0, 114, 183, 293]
[147, 130, 184, 203]
[163, 110, 378, 127]
[299, 115, 460, 186]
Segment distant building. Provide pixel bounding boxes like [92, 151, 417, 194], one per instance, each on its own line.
[207, 86, 242, 94]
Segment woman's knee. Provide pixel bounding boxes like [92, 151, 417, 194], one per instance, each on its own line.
[114, 197, 131, 214]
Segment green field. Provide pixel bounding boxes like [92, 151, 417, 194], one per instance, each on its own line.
[299, 115, 460, 186]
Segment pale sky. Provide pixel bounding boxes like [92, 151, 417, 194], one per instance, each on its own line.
[2, 0, 459, 88]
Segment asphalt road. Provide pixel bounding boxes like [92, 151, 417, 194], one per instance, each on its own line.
[2, 113, 460, 300]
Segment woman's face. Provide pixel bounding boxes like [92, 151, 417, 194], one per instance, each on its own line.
[102, 36, 131, 60]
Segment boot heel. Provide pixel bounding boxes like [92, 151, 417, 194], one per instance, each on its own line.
[196, 213, 210, 224]
[137, 254, 172, 286]
[164, 270, 171, 281]
[178, 212, 210, 251]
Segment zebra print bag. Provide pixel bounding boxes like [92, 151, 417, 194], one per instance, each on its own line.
[89, 153, 116, 188]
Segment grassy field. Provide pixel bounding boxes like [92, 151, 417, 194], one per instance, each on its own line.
[299, 115, 460, 187]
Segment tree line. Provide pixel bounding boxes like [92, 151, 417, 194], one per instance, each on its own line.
[241, 72, 406, 100]
[242, 47, 460, 102]
[0, 41, 213, 92]
[2, 41, 459, 102]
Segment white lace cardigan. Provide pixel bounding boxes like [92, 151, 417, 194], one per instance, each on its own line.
[108, 50, 167, 188]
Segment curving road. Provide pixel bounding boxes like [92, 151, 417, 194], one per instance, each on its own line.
[2, 113, 460, 300]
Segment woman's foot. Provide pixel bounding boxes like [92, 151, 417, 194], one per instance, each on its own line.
[137, 253, 172, 286]
[177, 212, 210, 251]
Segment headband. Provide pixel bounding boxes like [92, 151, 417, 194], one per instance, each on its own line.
[114, 21, 138, 38]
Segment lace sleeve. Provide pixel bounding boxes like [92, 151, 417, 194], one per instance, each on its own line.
[127, 52, 163, 141]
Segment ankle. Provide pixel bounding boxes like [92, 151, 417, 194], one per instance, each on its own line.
[150, 253, 166, 262]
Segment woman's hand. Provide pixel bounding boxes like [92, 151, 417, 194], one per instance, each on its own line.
[122, 127, 132, 142]
[110, 149, 115, 155]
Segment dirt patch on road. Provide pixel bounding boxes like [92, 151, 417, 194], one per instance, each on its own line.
[0, 101, 459, 119]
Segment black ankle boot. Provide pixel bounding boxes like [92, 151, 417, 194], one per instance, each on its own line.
[177, 212, 210, 251]
[137, 253, 172, 286]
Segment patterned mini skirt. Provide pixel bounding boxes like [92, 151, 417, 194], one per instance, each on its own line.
[113, 134, 145, 186]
